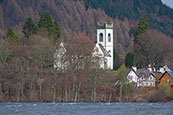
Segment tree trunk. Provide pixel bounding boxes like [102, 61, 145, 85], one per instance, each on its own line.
[53, 87, 56, 102]
[0, 83, 2, 97]
[74, 82, 81, 102]
[21, 82, 24, 101]
[108, 93, 112, 103]
[74, 90, 78, 102]
[39, 84, 42, 101]
[31, 81, 33, 91]
[7, 87, 10, 101]
[93, 77, 97, 102]
[17, 86, 20, 102]
[65, 86, 68, 102]
[133, 87, 136, 102]
[104, 83, 107, 102]
[30, 81, 33, 101]
[72, 76, 76, 101]
[119, 84, 123, 102]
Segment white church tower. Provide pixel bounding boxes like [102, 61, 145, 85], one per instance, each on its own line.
[97, 22, 114, 69]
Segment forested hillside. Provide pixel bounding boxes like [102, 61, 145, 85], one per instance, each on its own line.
[0, 0, 173, 102]
[0, 0, 136, 55]
[81, 0, 173, 37]
[0, 0, 173, 55]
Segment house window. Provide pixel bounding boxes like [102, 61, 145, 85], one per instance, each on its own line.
[99, 33, 103, 42]
[150, 82, 152, 86]
[146, 83, 148, 86]
[108, 33, 111, 42]
[150, 77, 152, 80]
[167, 79, 170, 85]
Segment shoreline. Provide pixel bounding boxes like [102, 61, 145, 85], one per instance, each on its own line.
[1, 101, 173, 103]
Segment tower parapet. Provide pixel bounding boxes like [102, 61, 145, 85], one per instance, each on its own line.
[97, 22, 113, 29]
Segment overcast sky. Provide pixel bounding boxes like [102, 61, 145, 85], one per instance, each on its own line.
[162, 0, 173, 8]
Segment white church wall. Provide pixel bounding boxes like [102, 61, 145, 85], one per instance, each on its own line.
[97, 29, 106, 47]
[92, 43, 105, 69]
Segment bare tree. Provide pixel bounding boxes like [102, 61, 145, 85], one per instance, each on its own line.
[134, 29, 169, 68]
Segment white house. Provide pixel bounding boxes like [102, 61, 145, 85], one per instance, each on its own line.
[157, 65, 171, 73]
[127, 66, 138, 83]
[54, 22, 114, 70]
[54, 42, 68, 70]
[136, 69, 155, 87]
[127, 67, 156, 87]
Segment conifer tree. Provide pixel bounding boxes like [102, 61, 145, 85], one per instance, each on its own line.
[6, 27, 18, 44]
[134, 14, 149, 68]
[23, 17, 37, 38]
[113, 49, 121, 70]
[38, 11, 54, 34]
[134, 14, 149, 43]
[125, 52, 134, 68]
[53, 20, 61, 41]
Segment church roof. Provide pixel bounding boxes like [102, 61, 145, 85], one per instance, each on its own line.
[98, 44, 111, 57]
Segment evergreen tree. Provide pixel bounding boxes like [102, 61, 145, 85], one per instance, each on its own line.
[23, 17, 37, 38]
[134, 14, 149, 43]
[38, 11, 54, 34]
[134, 14, 149, 68]
[53, 20, 61, 41]
[113, 49, 121, 70]
[125, 52, 134, 68]
[6, 27, 18, 44]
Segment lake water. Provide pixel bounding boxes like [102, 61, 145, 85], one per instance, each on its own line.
[0, 102, 173, 115]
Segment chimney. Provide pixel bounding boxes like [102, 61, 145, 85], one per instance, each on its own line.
[132, 66, 137, 71]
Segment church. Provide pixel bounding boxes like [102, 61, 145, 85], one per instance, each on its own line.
[54, 22, 114, 70]
[93, 22, 114, 69]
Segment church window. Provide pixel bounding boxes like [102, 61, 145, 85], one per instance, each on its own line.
[99, 33, 103, 42]
[108, 33, 111, 42]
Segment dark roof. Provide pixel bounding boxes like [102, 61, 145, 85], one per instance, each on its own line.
[136, 69, 155, 78]
[167, 71, 173, 78]
[159, 71, 173, 80]
[98, 44, 111, 57]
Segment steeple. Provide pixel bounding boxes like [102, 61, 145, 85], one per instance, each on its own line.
[97, 22, 114, 69]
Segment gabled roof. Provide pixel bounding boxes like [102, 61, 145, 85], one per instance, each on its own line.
[98, 44, 111, 57]
[167, 71, 173, 78]
[136, 69, 155, 78]
[159, 71, 173, 80]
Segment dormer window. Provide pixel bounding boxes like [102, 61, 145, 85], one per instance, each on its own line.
[99, 33, 103, 42]
[108, 33, 111, 42]
[150, 77, 152, 80]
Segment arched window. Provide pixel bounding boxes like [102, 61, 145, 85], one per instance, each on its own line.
[99, 33, 103, 42]
[108, 33, 111, 42]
